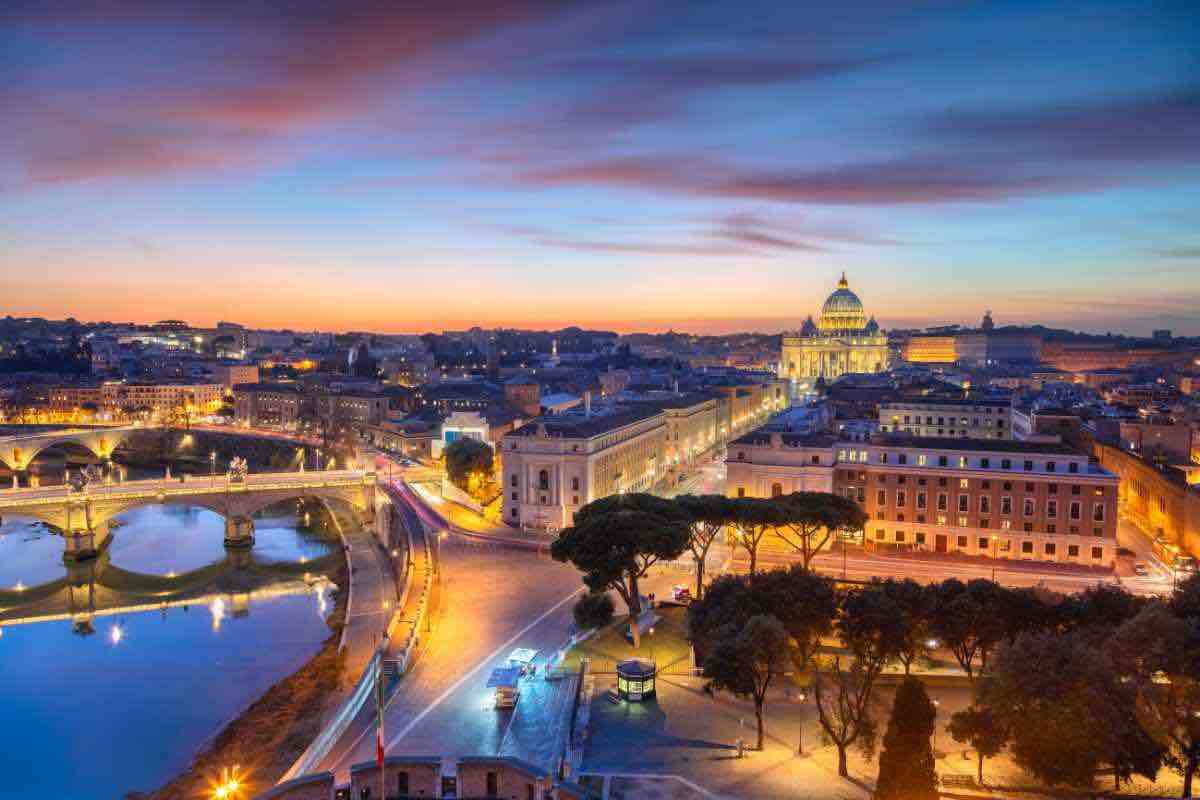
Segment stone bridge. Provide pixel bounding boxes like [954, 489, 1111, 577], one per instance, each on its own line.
[0, 424, 146, 475]
[0, 546, 341, 633]
[0, 468, 380, 561]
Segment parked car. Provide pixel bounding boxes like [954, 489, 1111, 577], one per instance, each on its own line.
[671, 584, 692, 603]
[1133, 562, 1149, 576]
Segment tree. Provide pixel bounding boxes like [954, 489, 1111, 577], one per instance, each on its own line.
[687, 566, 836, 675]
[929, 579, 1008, 683]
[947, 706, 1008, 785]
[1061, 582, 1145, 633]
[876, 676, 939, 800]
[813, 655, 878, 778]
[1109, 604, 1200, 797]
[838, 581, 909, 678]
[675, 494, 737, 600]
[873, 578, 934, 675]
[572, 592, 614, 631]
[753, 566, 838, 674]
[773, 491, 867, 569]
[551, 493, 690, 648]
[702, 615, 790, 750]
[1169, 573, 1200, 622]
[444, 438, 493, 495]
[980, 630, 1160, 789]
[729, 497, 783, 574]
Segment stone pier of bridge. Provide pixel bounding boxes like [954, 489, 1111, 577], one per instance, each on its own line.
[223, 515, 256, 549]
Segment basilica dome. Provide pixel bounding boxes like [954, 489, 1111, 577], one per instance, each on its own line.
[818, 273, 868, 333]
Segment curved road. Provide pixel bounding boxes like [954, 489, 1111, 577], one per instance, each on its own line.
[317, 485, 584, 780]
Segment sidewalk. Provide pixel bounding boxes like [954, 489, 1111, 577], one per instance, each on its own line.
[322, 504, 396, 720]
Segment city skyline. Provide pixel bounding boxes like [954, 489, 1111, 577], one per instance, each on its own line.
[4, 0, 1199, 336]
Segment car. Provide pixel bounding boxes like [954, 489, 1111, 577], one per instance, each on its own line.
[671, 584, 692, 603]
[1133, 562, 1149, 576]
[1117, 547, 1136, 558]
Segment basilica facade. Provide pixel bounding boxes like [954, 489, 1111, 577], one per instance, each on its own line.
[779, 273, 888, 394]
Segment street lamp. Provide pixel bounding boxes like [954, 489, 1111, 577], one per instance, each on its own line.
[991, 534, 999, 582]
[795, 689, 809, 756]
[210, 450, 217, 476]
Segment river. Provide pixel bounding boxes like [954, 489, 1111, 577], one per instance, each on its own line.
[0, 502, 341, 799]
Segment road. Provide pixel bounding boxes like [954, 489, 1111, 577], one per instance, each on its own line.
[318, 488, 584, 780]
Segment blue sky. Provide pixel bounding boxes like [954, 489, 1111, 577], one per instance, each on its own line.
[2, 0, 1197, 334]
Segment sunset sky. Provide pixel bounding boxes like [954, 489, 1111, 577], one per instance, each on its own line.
[2, 0, 1198, 335]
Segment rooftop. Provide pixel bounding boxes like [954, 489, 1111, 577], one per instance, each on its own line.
[873, 433, 1082, 456]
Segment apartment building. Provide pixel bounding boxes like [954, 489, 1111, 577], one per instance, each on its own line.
[233, 383, 302, 428]
[726, 432, 1118, 567]
[501, 382, 784, 530]
[50, 381, 225, 417]
[878, 398, 1012, 439]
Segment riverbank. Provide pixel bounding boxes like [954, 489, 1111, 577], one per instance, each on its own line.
[140, 553, 350, 800]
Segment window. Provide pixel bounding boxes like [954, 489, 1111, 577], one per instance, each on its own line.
[876, 529, 886, 541]
[1047, 500, 1057, 517]
[980, 496, 991, 514]
[1093, 503, 1105, 522]
[510, 474, 518, 487]
[937, 514, 947, 526]
[511, 492, 518, 501]
[1092, 546, 1103, 560]
[980, 458, 990, 469]
[1001, 459, 1012, 469]
[811, 455, 820, 464]
[1068, 545, 1079, 557]
[896, 490, 907, 508]
[960, 478, 969, 488]
[979, 537, 990, 550]
[1047, 461, 1056, 472]
[1025, 482, 1035, 492]
[957, 536, 968, 548]
[1000, 496, 1012, 515]
[397, 772, 409, 796]
[1022, 541, 1033, 554]
[937, 493, 948, 511]
[737, 487, 746, 498]
[980, 518, 990, 528]
[571, 477, 580, 491]
[982, 480, 991, 489]
[527, 786, 536, 800]
[1003, 482, 1012, 491]
[916, 532, 926, 544]
[898, 454, 908, 465]
[1070, 501, 1081, 520]
[1069, 462, 1079, 474]
[1023, 498, 1035, 517]
[939, 477, 948, 487]
[895, 531, 906, 543]
[1023, 522, 1034, 532]
[538, 470, 550, 491]
[916, 491, 927, 509]
[1045, 543, 1056, 556]
[771, 483, 783, 498]
[917, 454, 927, 466]
[958, 515, 968, 527]
[486, 771, 499, 797]
[938, 456, 948, 467]
[1024, 460, 1034, 471]
[881, 452, 889, 464]
[572, 495, 579, 505]
[877, 489, 886, 506]
[1001, 519, 1012, 530]
[1049, 483, 1058, 494]
[1071, 484, 1081, 495]
[1047, 524, 1056, 533]
[958, 494, 969, 513]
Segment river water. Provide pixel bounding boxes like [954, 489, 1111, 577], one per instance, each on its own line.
[0, 502, 340, 799]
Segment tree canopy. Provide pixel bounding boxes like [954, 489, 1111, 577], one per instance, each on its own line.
[551, 492, 690, 647]
[876, 676, 939, 800]
[444, 438, 494, 494]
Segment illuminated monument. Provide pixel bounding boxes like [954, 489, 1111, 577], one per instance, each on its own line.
[779, 273, 889, 395]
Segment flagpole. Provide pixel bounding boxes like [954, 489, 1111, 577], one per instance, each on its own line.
[376, 642, 385, 800]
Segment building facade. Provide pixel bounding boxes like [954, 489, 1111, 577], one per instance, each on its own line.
[878, 398, 1012, 440]
[501, 383, 785, 530]
[779, 274, 888, 395]
[727, 432, 1118, 567]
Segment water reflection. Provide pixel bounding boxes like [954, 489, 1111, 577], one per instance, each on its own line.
[0, 501, 342, 798]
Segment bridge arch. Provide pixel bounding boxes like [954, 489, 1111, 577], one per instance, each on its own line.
[0, 427, 139, 472]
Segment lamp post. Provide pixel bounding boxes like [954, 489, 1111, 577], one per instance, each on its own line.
[991, 534, 999, 582]
[210, 451, 217, 476]
[795, 689, 809, 756]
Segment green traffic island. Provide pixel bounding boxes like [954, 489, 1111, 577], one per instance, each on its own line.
[560, 604, 694, 676]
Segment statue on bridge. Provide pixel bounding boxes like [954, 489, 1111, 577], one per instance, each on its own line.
[228, 456, 248, 484]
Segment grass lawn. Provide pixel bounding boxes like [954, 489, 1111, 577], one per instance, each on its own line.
[562, 604, 694, 673]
